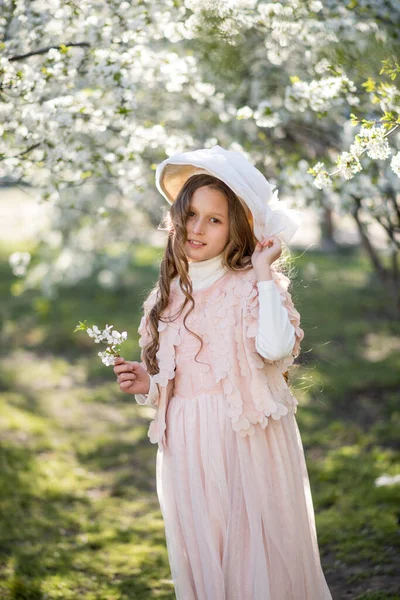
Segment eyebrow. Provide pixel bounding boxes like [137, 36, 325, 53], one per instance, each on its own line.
[188, 207, 226, 218]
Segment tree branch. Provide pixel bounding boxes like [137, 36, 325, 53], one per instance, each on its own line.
[375, 213, 400, 244]
[8, 43, 90, 62]
[0, 143, 41, 161]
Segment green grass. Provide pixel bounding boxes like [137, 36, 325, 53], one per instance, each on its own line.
[0, 243, 399, 599]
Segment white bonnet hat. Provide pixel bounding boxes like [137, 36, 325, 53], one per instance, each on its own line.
[155, 145, 302, 245]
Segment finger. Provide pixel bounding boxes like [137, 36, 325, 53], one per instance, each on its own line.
[118, 372, 137, 383]
[113, 357, 125, 372]
[119, 380, 138, 392]
[114, 365, 135, 378]
[114, 364, 135, 375]
[123, 361, 140, 369]
[265, 235, 276, 243]
[120, 381, 133, 390]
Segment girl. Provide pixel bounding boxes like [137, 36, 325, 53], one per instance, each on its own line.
[114, 146, 332, 599]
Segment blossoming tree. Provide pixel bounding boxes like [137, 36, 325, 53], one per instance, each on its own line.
[2, 0, 399, 311]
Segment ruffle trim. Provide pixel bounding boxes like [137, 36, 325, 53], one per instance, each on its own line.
[136, 283, 184, 444]
[195, 268, 300, 438]
[136, 267, 303, 443]
[219, 270, 298, 437]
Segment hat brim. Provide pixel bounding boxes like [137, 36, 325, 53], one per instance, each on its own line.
[157, 162, 252, 221]
[157, 164, 209, 203]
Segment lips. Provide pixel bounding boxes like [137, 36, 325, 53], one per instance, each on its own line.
[188, 240, 206, 247]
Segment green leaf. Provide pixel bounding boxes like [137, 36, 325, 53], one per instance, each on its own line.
[379, 57, 400, 80]
[73, 320, 88, 333]
[381, 111, 395, 123]
[360, 119, 374, 128]
[361, 77, 376, 92]
[350, 113, 359, 126]
[117, 107, 132, 115]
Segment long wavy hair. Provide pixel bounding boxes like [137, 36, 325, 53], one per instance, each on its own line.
[142, 173, 290, 377]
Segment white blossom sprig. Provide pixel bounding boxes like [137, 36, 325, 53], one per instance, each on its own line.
[308, 57, 400, 189]
[74, 320, 127, 366]
[308, 120, 400, 189]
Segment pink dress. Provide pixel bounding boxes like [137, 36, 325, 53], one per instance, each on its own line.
[151, 269, 332, 600]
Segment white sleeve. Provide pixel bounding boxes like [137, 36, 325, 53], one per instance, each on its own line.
[134, 374, 160, 407]
[255, 279, 296, 361]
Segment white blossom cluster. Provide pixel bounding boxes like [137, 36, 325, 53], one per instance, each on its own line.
[9, 251, 31, 276]
[2, 0, 400, 296]
[83, 323, 128, 366]
[0, 0, 211, 205]
[237, 100, 282, 128]
[391, 152, 400, 177]
[284, 75, 358, 114]
[336, 151, 363, 180]
[97, 351, 121, 367]
[182, 0, 328, 67]
[86, 323, 126, 344]
[352, 126, 392, 160]
[310, 124, 399, 189]
[1, 0, 393, 201]
[312, 163, 333, 190]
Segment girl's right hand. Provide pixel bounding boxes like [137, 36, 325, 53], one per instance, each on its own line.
[113, 357, 150, 395]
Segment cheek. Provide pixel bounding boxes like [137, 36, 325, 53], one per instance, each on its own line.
[221, 225, 230, 243]
[212, 225, 229, 246]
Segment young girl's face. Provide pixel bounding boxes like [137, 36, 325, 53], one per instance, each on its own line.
[185, 185, 230, 262]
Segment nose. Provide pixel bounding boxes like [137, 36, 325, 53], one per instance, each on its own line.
[192, 217, 205, 235]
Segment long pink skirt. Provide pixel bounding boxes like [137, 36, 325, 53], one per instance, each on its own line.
[156, 392, 333, 600]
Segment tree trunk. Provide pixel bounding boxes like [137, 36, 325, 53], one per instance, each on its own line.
[320, 206, 338, 252]
[352, 197, 400, 318]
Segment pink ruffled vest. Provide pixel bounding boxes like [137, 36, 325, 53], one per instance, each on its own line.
[138, 265, 304, 450]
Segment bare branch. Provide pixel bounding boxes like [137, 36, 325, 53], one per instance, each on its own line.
[0, 143, 41, 161]
[375, 214, 400, 246]
[8, 43, 90, 62]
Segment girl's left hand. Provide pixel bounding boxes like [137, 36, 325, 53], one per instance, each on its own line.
[251, 235, 282, 271]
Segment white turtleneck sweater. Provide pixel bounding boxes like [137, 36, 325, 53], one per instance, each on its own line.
[135, 253, 296, 405]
